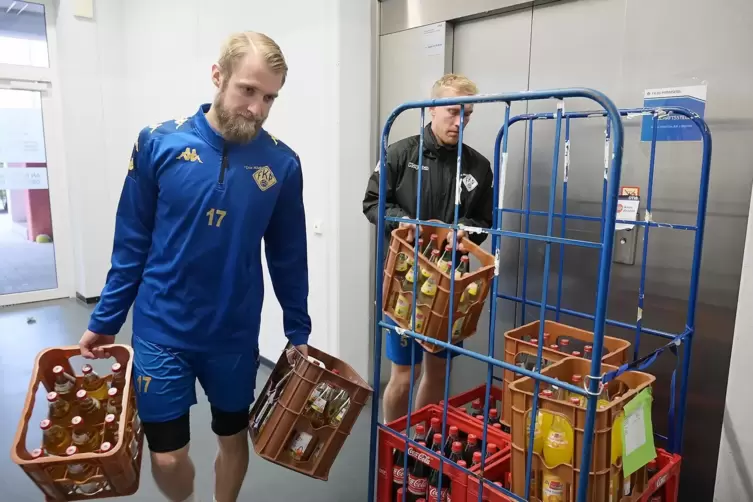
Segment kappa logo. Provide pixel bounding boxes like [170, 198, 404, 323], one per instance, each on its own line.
[176, 147, 203, 163]
[253, 166, 277, 191]
[408, 161, 429, 171]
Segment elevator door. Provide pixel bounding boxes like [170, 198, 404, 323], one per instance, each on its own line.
[450, 8, 532, 392]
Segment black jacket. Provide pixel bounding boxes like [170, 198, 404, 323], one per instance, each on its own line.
[362, 124, 493, 245]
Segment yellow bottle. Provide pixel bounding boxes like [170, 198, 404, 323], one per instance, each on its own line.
[527, 390, 554, 455]
[542, 414, 574, 502]
[610, 411, 628, 501]
[81, 364, 109, 401]
[40, 419, 71, 456]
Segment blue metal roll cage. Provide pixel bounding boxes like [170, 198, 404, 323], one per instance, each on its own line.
[367, 88, 712, 502]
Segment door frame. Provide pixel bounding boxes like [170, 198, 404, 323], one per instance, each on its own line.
[0, 0, 74, 306]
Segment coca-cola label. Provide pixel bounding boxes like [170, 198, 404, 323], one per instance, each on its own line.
[408, 446, 432, 466]
[428, 486, 449, 502]
[393, 466, 405, 483]
[408, 474, 428, 495]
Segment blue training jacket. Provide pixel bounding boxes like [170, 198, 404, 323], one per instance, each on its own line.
[88, 104, 311, 353]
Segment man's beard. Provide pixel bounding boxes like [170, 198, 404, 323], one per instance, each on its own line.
[214, 92, 265, 144]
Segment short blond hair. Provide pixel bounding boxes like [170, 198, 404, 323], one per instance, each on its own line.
[218, 31, 288, 85]
[431, 74, 478, 98]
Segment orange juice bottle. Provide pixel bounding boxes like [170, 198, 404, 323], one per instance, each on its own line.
[610, 410, 627, 501]
[542, 414, 574, 502]
[77, 389, 106, 425]
[82, 364, 109, 401]
[104, 413, 119, 445]
[526, 390, 554, 455]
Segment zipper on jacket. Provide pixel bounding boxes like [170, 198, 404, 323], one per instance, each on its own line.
[218, 144, 228, 185]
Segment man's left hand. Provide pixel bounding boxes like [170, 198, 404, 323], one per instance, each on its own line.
[446, 229, 467, 252]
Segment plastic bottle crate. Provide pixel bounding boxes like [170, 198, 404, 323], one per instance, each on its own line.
[638, 449, 681, 502]
[447, 384, 504, 424]
[466, 453, 514, 502]
[248, 344, 372, 481]
[502, 320, 631, 428]
[509, 357, 655, 502]
[382, 224, 495, 353]
[11, 345, 144, 501]
[377, 404, 511, 502]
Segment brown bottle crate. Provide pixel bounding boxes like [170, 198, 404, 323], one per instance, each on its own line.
[502, 320, 631, 428]
[382, 223, 495, 353]
[509, 357, 654, 501]
[11, 345, 144, 500]
[249, 344, 372, 481]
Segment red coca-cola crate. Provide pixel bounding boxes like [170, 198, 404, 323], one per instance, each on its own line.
[447, 384, 504, 419]
[637, 449, 681, 502]
[467, 453, 514, 502]
[377, 405, 511, 502]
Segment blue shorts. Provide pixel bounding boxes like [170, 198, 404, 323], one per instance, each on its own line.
[131, 335, 260, 423]
[384, 316, 463, 366]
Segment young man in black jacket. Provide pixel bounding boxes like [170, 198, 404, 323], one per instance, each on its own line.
[362, 74, 493, 421]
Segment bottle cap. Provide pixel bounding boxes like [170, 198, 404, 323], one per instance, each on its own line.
[416, 424, 426, 435]
[452, 441, 463, 452]
[531, 338, 538, 344]
[648, 459, 657, 470]
[467, 434, 477, 444]
[46, 391, 59, 402]
[570, 397, 581, 405]
[40, 419, 51, 430]
[101, 442, 112, 453]
[431, 417, 441, 428]
[71, 416, 83, 427]
[432, 249, 440, 257]
[76, 389, 88, 400]
[449, 426, 459, 436]
[31, 449, 43, 459]
[487, 443, 497, 453]
[105, 414, 116, 424]
[418, 441, 427, 447]
[490, 409, 499, 418]
[550, 344, 559, 350]
[572, 351, 582, 357]
[475, 414, 484, 420]
[493, 423, 502, 429]
[112, 362, 122, 373]
[458, 460, 467, 468]
[585, 345, 593, 351]
[543, 332, 551, 341]
[541, 389, 554, 398]
[472, 398, 482, 408]
[461, 255, 469, 262]
[66, 445, 78, 456]
[81, 364, 93, 375]
[445, 245, 452, 251]
[572, 374, 583, 383]
[561, 339, 570, 346]
[52, 365, 64, 375]
[433, 433, 443, 444]
[332, 369, 340, 375]
[430, 234, 438, 240]
[473, 451, 483, 463]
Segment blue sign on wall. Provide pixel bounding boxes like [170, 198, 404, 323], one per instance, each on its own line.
[641, 85, 707, 142]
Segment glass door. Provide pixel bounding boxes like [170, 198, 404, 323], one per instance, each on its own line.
[0, 0, 71, 306]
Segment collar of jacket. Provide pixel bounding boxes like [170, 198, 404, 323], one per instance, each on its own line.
[423, 123, 459, 158]
[192, 103, 266, 152]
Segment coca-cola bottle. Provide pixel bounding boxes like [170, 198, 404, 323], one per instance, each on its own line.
[463, 434, 480, 465]
[443, 426, 460, 458]
[407, 440, 430, 501]
[426, 418, 441, 450]
[428, 440, 458, 502]
[393, 425, 427, 500]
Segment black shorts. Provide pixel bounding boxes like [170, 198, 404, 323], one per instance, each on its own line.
[142, 406, 250, 453]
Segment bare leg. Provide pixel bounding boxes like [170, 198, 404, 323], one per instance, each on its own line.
[151, 444, 195, 502]
[416, 353, 452, 410]
[383, 363, 422, 423]
[214, 430, 250, 502]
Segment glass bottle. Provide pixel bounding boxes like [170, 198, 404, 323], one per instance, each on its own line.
[76, 389, 105, 425]
[110, 362, 126, 392]
[103, 414, 119, 445]
[81, 364, 109, 401]
[65, 445, 97, 483]
[40, 418, 71, 456]
[423, 234, 438, 258]
[71, 416, 101, 454]
[52, 365, 77, 402]
[106, 387, 122, 418]
[47, 391, 73, 427]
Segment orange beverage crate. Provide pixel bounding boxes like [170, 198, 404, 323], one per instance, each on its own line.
[502, 320, 631, 427]
[382, 224, 495, 353]
[466, 453, 514, 502]
[249, 344, 372, 481]
[377, 404, 511, 502]
[11, 345, 144, 501]
[509, 357, 655, 502]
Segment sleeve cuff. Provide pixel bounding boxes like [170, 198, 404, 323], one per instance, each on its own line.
[87, 318, 119, 336]
[287, 332, 310, 348]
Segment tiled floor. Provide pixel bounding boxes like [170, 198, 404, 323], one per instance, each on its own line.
[0, 299, 371, 501]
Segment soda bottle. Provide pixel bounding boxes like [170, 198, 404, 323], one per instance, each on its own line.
[584, 345, 593, 360]
[471, 451, 483, 469]
[463, 434, 480, 465]
[52, 365, 76, 402]
[458, 282, 479, 314]
[427, 440, 451, 502]
[106, 387, 123, 418]
[572, 350, 582, 358]
[454, 255, 470, 279]
[395, 487, 406, 502]
[408, 440, 430, 501]
[47, 391, 73, 427]
[559, 338, 571, 354]
[395, 272, 415, 321]
[415, 275, 437, 333]
[104, 413, 119, 445]
[417, 238, 424, 254]
[489, 408, 500, 425]
[437, 246, 454, 274]
[469, 399, 483, 417]
[110, 362, 126, 392]
[426, 418, 441, 450]
[550, 344, 560, 352]
[30, 448, 66, 479]
[76, 389, 105, 425]
[526, 390, 554, 455]
[394, 425, 428, 500]
[485, 443, 498, 458]
[423, 234, 438, 258]
[40, 418, 71, 456]
[569, 375, 585, 406]
[71, 416, 101, 453]
[306, 381, 337, 428]
[542, 414, 574, 502]
[81, 364, 109, 401]
[569, 396, 582, 408]
[443, 426, 460, 458]
[429, 249, 441, 265]
[65, 445, 98, 487]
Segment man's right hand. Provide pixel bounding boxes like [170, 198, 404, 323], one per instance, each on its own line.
[399, 221, 421, 243]
[79, 330, 115, 359]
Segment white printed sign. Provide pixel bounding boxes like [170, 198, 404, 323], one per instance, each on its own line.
[422, 23, 445, 57]
[615, 197, 640, 231]
[0, 168, 49, 190]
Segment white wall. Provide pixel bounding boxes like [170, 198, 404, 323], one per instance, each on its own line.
[715, 183, 753, 500]
[56, 0, 374, 370]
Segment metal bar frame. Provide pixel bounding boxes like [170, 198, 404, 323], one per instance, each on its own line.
[366, 90, 711, 502]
